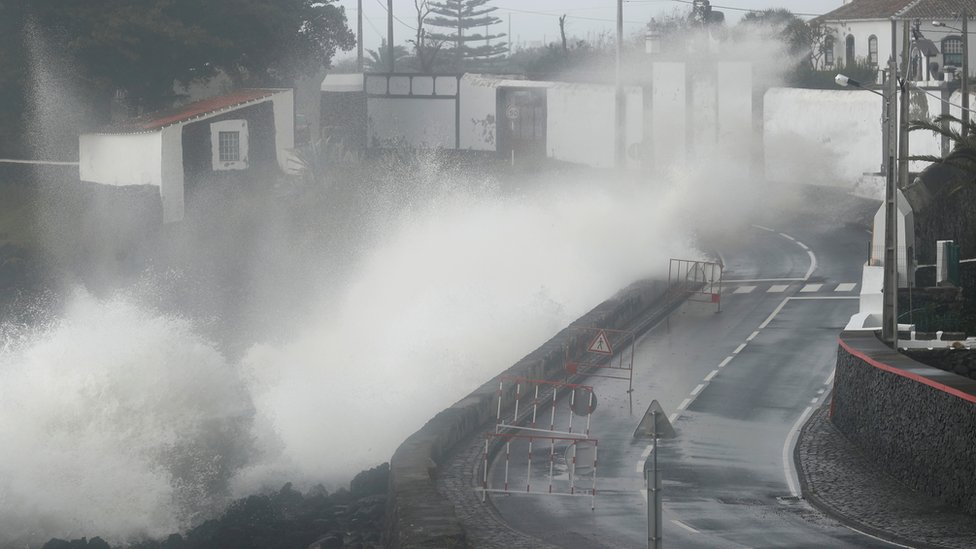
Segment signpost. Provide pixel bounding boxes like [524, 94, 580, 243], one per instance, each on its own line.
[634, 400, 676, 549]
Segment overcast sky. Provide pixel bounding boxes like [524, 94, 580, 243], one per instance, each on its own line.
[332, 0, 844, 56]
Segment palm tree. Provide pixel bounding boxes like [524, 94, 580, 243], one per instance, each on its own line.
[909, 114, 976, 192]
[365, 39, 410, 72]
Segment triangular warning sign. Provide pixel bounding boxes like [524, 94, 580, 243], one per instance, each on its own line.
[633, 400, 676, 440]
[587, 330, 613, 355]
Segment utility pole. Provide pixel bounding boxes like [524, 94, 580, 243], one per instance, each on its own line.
[615, 0, 625, 169]
[357, 0, 364, 72]
[964, 9, 970, 136]
[882, 18, 900, 347]
[388, 0, 395, 72]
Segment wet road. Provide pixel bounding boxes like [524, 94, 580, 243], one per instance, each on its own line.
[487, 217, 905, 548]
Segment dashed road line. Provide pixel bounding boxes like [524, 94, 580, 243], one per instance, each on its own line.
[746, 330, 760, 341]
[704, 369, 719, 381]
[690, 384, 705, 396]
[733, 285, 757, 294]
[672, 519, 701, 534]
[797, 241, 810, 251]
[779, 232, 796, 241]
[801, 283, 823, 292]
[768, 284, 790, 293]
[753, 224, 776, 232]
[835, 282, 857, 292]
[725, 278, 805, 283]
[678, 398, 692, 410]
[718, 356, 733, 368]
[733, 343, 747, 354]
[804, 251, 818, 280]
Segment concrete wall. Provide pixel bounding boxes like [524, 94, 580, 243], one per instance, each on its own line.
[79, 132, 163, 188]
[546, 83, 642, 169]
[459, 75, 498, 151]
[651, 62, 686, 171]
[833, 331, 976, 515]
[384, 278, 670, 548]
[764, 88, 942, 185]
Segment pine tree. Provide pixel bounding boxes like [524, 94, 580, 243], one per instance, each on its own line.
[426, 0, 507, 70]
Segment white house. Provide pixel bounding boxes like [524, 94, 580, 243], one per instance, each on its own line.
[80, 88, 295, 223]
[816, 0, 976, 84]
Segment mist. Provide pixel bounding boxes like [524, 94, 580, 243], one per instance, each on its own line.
[0, 16, 813, 545]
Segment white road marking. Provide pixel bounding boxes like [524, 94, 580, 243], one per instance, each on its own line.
[746, 330, 760, 341]
[824, 371, 835, 385]
[758, 297, 791, 330]
[767, 284, 790, 293]
[843, 525, 917, 548]
[733, 343, 747, 354]
[790, 296, 859, 300]
[733, 285, 757, 294]
[834, 282, 857, 292]
[783, 406, 815, 497]
[810, 397, 819, 404]
[753, 224, 775, 232]
[778, 232, 796, 241]
[725, 278, 804, 283]
[668, 412, 679, 423]
[797, 241, 810, 250]
[690, 384, 705, 396]
[718, 356, 733, 368]
[800, 283, 823, 292]
[816, 388, 825, 395]
[704, 369, 719, 382]
[678, 398, 692, 410]
[671, 519, 701, 534]
[804, 250, 818, 280]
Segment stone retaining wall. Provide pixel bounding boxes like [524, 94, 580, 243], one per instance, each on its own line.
[383, 278, 669, 549]
[833, 331, 976, 515]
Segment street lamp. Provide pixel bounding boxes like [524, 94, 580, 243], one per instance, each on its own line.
[933, 13, 969, 136]
[836, 70, 899, 347]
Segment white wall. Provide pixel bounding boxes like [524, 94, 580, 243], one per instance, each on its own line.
[545, 83, 642, 170]
[367, 98, 456, 148]
[459, 75, 498, 151]
[651, 62, 687, 171]
[764, 87, 942, 185]
[717, 62, 753, 173]
[79, 132, 163, 188]
[159, 126, 184, 223]
[271, 90, 296, 172]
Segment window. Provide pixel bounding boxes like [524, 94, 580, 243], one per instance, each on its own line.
[210, 119, 248, 171]
[846, 35, 856, 66]
[824, 36, 834, 67]
[943, 36, 964, 67]
[869, 35, 878, 65]
[218, 131, 240, 162]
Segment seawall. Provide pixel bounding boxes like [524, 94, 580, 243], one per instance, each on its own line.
[833, 331, 976, 515]
[383, 278, 670, 548]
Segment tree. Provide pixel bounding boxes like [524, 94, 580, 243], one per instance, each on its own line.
[366, 40, 410, 72]
[28, 0, 355, 115]
[410, 0, 445, 73]
[426, 0, 507, 70]
[910, 114, 976, 190]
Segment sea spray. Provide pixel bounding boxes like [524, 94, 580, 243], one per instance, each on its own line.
[0, 291, 253, 544]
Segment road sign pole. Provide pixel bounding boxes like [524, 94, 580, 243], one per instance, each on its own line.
[647, 411, 662, 549]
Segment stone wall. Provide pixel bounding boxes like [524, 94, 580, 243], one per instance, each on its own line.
[833, 331, 976, 515]
[383, 278, 670, 549]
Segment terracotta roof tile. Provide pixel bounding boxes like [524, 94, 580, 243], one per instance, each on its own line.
[108, 89, 277, 133]
[818, 0, 976, 21]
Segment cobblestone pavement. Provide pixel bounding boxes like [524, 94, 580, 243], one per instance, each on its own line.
[796, 402, 976, 549]
[436, 430, 562, 549]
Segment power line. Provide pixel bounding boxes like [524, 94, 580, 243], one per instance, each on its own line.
[373, 0, 417, 32]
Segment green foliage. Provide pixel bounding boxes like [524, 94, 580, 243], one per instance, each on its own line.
[789, 59, 878, 89]
[426, 0, 507, 69]
[909, 113, 976, 190]
[26, 0, 355, 114]
[365, 40, 411, 73]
